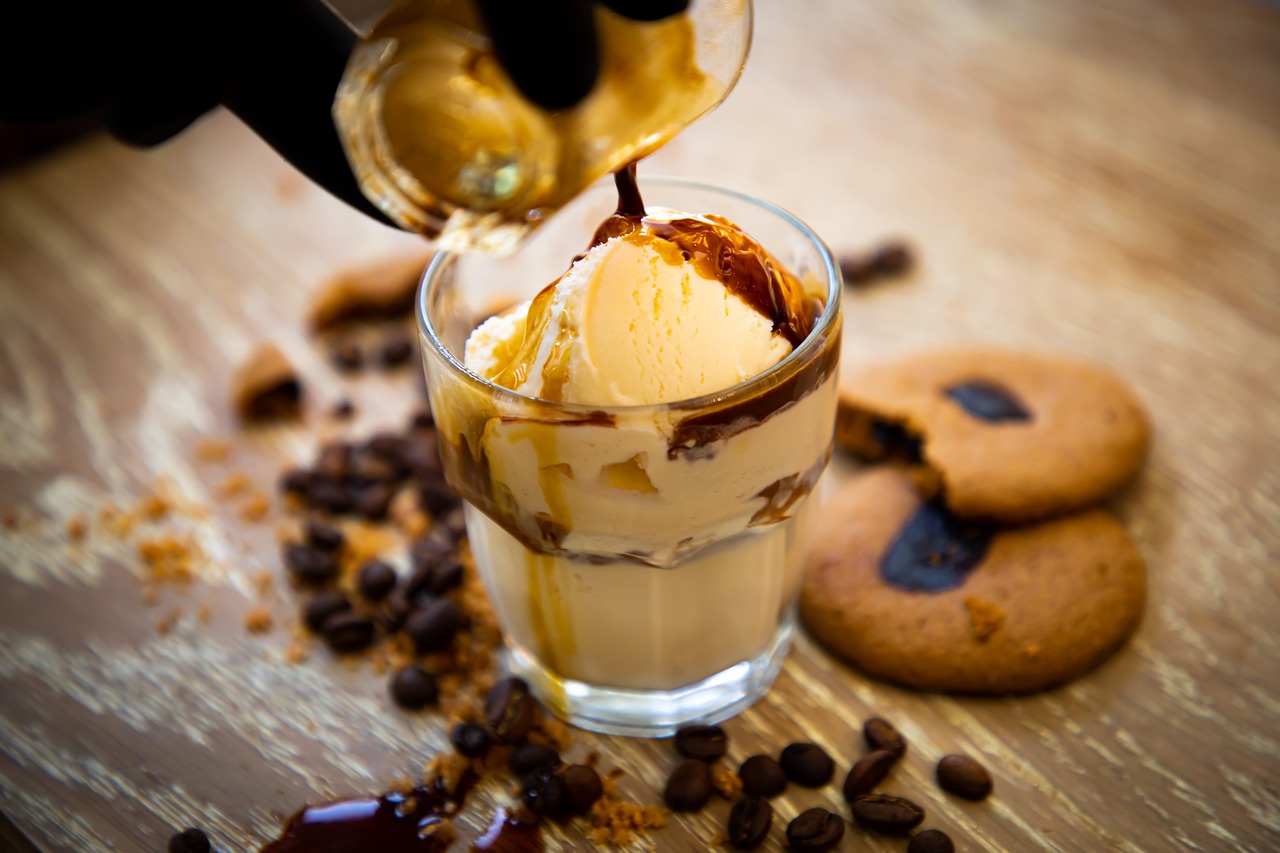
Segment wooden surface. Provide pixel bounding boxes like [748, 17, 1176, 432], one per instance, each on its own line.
[2, 0, 1278, 850]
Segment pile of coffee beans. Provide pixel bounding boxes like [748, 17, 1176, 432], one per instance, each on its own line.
[661, 715, 993, 851]
[839, 239, 915, 287]
[329, 331, 418, 374]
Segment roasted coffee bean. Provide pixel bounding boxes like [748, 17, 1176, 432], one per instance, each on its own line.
[403, 598, 465, 653]
[353, 482, 395, 520]
[380, 334, 415, 367]
[943, 380, 1031, 424]
[315, 442, 354, 478]
[521, 769, 567, 815]
[308, 478, 354, 514]
[779, 742, 834, 787]
[785, 807, 844, 852]
[410, 536, 451, 570]
[305, 521, 344, 551]
[401, 432, 443, 480]
[562, 764, 604, 812]
[880, 503, 993, 593]
[909, 829, 956, 853]
[389, 665, 439, 710]
[674, 724, 728, 761]
[419, 479, 460, 515]
[664, 759, 713, 811]
[509, 743, 561, 777]
[303, 590, 352, 633]
[864, 717, 907, 757]
[331, 398, 356, 419]
[739, 755, 787, 798]
[283, 542, 339, 585]
[407, 557, 464, 599]
[450, 721, 492, 757]
[331, 340, 363, 372]
[440, 506, 468, 540]
[321, 612, 377, 654]
[936, 754, 993, 801]
[357, 559, 398, 601]
[843, 749, 899, 801]
[726, 795, 772, 850]
[352, 450, 401, 484]
[870, 241, 913, 276]
[279, 468, 314, 498]
[851, 794, 925, 834]
[379, 590, 413, 633]
[485, 677, 536, 744]
[168, 828, 211, 853]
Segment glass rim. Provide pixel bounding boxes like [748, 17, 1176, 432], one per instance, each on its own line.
[416, 175, 842, 417]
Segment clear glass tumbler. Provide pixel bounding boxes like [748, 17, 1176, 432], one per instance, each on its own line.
[417, 177, 842, 736]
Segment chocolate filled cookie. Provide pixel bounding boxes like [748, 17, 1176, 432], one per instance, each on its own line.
[799, 468, 1146, 694]
[837, 348, 1150, 522]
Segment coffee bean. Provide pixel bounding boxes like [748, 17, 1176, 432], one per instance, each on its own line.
[779, 743, 834, 787]
[674, 724, 727, 761]
[407, 555, 464, 599]
[485, 677, 536, 744]
[739, 755, 787, 798]
[357, 559, 398, 601]
[509, 743, 561, 777]
[664, 759, 713, 811]
[870, 240, 913, 276]
[168, 828, 211, 853]
[331, 340, 363, 372]
[305, 521, 344, 551]
[379, 590, 413, 633]
[943, 380, 1031, 424]
[450, 721, 492, 757]
[279, 468, 314, 498]
[331, 398, 356, 419]
[419, 479, 460, 516]
[410, 536, 451, 570]
[316, 442, 354, 478]
[321, 612, 377, 654]
[303, 590, 352, 633]
[380, 334, 415, 368]
[352, 450, 401, 484]
[389, 665, 439, 710]
[863, 717, 907, 757]
[401, 432, 443, 481]
[353, 482, 395, 520]
[403, 598, 464, 653]
[851, 794, 925, 834]
[785, 807, 844, 852]
[521, 769, 567, 815]
[562, 764, 604, 812]
[936, 754, 993, 801]
[282, 542, 339, 585]
[440, 506, 468, 540]
[726, 795, 772, 850]
[842, 749, 899, 801]
[308, 478, 354, 514]
[909, 829, 956, 853]
[880, 502, 994, 593]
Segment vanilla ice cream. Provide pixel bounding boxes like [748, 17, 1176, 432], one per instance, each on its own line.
[422, 188, 840, 729]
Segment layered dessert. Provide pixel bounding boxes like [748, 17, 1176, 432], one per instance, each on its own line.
[424, 171, 840, 709]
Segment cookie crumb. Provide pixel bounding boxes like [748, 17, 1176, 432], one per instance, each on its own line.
[308, 253, 434, 331]
[284, 642, 309, 665]
[66, 515, 87, 541]
[232, 344, 303, 421]
[245, 605, 274, 634]
[963, 596, 1006, 641]
[156, 616, 175, 636]
[216, 471, 253, 499]
[587, 795, 668, 846]
[713, 767, 744, 801]
[141, 585, 159, 606]
[239, 493, 271, 522]
[194, 439, 231, 463]
[137, 493, 170, 521]
[196, 604, 212, 624]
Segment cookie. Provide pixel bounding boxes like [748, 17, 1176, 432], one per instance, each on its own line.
[308, 251, 434, 331]
[799, 468, 1146, 694]
[231, 344, 303, 421]
[836, 348, 1150, 522]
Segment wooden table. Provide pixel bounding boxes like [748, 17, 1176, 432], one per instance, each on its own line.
[1, 0, 1277, 850]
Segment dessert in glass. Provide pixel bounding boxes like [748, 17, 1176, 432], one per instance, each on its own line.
[417, 173, 841, 735]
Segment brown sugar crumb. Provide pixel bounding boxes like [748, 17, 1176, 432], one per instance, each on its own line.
[194, 438, 232, 463]
[216, 471, 253, 499]
[713, 767, 744, 801]
[528, 713, 573, 752]
[587, 795, 668, 846]
[245, 605, 274, 634]
[964, 596, 1006, 641]
[137, 493, 170, 522]
[138, 534, 200, 584]
[239, 492, 271, 522]
[141, 585, 159, 606]
[156, 616, 176, 636]
[284, 642, 309, 665]
[425, 752, 471, 796]
[2, 508, 18, 529]
[196, 604, 212, 624]
[254, 569, 274, 596]
[232, 343, 303, 421]
[388, 776, 416, 796]
[418, 818, 455, 845]
[709, 829, 728, 846]
[66, 515, 88, 541]
[308, 252, 435, 331]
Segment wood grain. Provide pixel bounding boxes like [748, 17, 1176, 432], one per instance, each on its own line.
[1, 0, 1278, 850]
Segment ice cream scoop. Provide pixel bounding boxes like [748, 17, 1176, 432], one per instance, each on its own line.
[465, 206, 816, 406]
